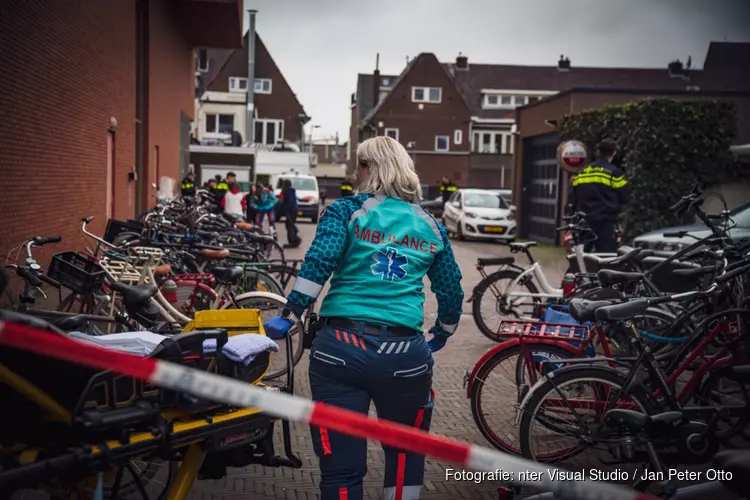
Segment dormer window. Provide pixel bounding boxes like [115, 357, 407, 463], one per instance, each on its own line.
[482, 91, 555, 109]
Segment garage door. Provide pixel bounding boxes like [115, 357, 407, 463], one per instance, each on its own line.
[520, 133, 562, 245]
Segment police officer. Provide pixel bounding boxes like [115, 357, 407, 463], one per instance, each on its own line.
[568, 138, 631, 253]
[213, 173, 231, 199]
[340, 177, 354, 197]
[439, 176, 457, 204]
[180, 171, 196, 198]
[264, 136, 463, 500]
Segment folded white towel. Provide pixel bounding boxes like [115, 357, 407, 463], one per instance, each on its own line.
[222, 334, 279, 365]
[68, 331, 168, 356]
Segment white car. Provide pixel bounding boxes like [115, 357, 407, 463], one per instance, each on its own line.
[442, 189, 517, 241]
[272, 173, 321, 222]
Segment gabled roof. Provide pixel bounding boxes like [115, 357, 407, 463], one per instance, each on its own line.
[355, 73, 398, 124]
[360, 53, 471, 129]
[703, 41, 750, 70]
[445, 62, 702, 118]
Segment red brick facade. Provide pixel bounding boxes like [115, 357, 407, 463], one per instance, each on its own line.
[0, 0, 240, 257]
[360, 54, 472, 187]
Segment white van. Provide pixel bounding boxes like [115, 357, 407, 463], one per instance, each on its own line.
[271, 174, 321, 223]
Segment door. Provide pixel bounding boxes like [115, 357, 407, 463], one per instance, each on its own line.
[521, 133, 562, 245]
[106, 131, 116, 219]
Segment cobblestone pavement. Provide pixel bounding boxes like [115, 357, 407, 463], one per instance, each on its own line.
[189, 220, 569, 500]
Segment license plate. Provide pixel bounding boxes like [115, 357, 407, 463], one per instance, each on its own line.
[298, 211, 303, 216]
[483, 226, 505, 233]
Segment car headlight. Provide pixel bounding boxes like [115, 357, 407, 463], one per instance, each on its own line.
[465, 212, 478, 219]
[507, 214, 515, 221]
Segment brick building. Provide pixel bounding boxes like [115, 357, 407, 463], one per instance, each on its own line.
[348, 43, 748, 193]
[0, 0, 243, 257]
[194, 30, 307, 148]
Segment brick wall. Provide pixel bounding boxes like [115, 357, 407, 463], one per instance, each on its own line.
[0, 0, 197, 260]
[0, 0, 137, 258]
[146, 0, 194, 196]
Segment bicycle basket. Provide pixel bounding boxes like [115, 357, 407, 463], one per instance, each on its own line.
[48, 251, 106, 294]
[104, 219, 142, 243]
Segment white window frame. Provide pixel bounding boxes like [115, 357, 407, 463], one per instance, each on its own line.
[204, 113, 235, 135]
[254, 78, 272, 94]
[229, 77, 248, 92]
[482, 91, 556, 110]
[472, 131, 514, 154]
[384, 128, 399, 141]
[435, 135, 450, 152]
[254, 118, 284, 145]
[412, 86, 442, 103]
[454, 129, 463, 145]
[197, 48, 209, 73]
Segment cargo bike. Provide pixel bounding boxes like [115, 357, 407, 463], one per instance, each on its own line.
[0, 306, 304, 500]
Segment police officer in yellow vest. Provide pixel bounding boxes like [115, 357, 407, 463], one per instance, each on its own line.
[180, 171, 196, 198]
[440, 176, 457, 204]
[340, 178, 354, 197]
[568, 139, 631, 253]
[213, 174, 230, 199]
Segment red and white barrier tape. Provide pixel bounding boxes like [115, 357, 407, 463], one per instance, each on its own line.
[0, 321, 653, 500]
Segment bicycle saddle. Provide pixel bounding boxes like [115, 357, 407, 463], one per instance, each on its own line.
[568, 299, 614, 322]
[604, 409, 685, 433]
[730, 365, 750, 382]
[597, 269, 644, 287]
[713, 450, 750, 496]
[477, 257, 515, 266]
[606, 247, 642, 266]
[153, 264, 172, 277]
[594, 299, 649, 321]
[200, 248, 230, 260]
[210, 266, 244, 284]
[109, 282, 158, 305]
[615, 246, 655, 263]
[234, 222, 255, 231]
[55, 314, 90, 331]
[509, 241, 537, 251]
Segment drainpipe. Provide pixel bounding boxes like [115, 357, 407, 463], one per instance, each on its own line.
[134, 0, 147, 215]
[245, 10, 257, 145]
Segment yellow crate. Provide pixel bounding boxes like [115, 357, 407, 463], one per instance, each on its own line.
[181, 309, 266, 337]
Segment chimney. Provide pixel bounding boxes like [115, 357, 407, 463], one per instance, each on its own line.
[668, 59, 685, 78]
[557, 55, 571, 72]
[372, 53, 380, 108]
[456, 52, 469, 70]
[245, 10, 257, 144]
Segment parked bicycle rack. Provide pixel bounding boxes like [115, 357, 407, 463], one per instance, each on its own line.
[495, 319, 589, 341]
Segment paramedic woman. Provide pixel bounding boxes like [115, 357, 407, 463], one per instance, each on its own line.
[264, 136, 464, 500]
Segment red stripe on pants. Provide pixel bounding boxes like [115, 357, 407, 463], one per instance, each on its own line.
[339, 487, 348, 500]
[395, 405, 427, 500]
[320, 427, 332, 455]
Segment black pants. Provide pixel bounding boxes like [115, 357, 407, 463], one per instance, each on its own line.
[285, 212, 301, 247]
[586, 219, 618, 253]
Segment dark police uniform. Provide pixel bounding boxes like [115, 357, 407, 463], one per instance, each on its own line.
[340, 180, 354, 197]
[569, 158, 631, 253]
[180, 177, 196, 197]
[440, 181, 457, 204]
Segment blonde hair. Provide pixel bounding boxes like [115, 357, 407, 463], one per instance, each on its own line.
[356, 136, 422, 202]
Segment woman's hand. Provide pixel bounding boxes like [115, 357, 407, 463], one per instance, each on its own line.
[427, 336, 447, 353]
[426, 325, 449, 352]
[264, 316, 294, 340]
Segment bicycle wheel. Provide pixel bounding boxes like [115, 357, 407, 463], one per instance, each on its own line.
[470, 343, 577, 455]
[471, 270, 542, 341]
[239, 266, 284, 296]
[223, 291, 304, 380]
[518, 365, 653, 465]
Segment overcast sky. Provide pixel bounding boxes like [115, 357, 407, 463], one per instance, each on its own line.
[243, 0, 750, 142]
